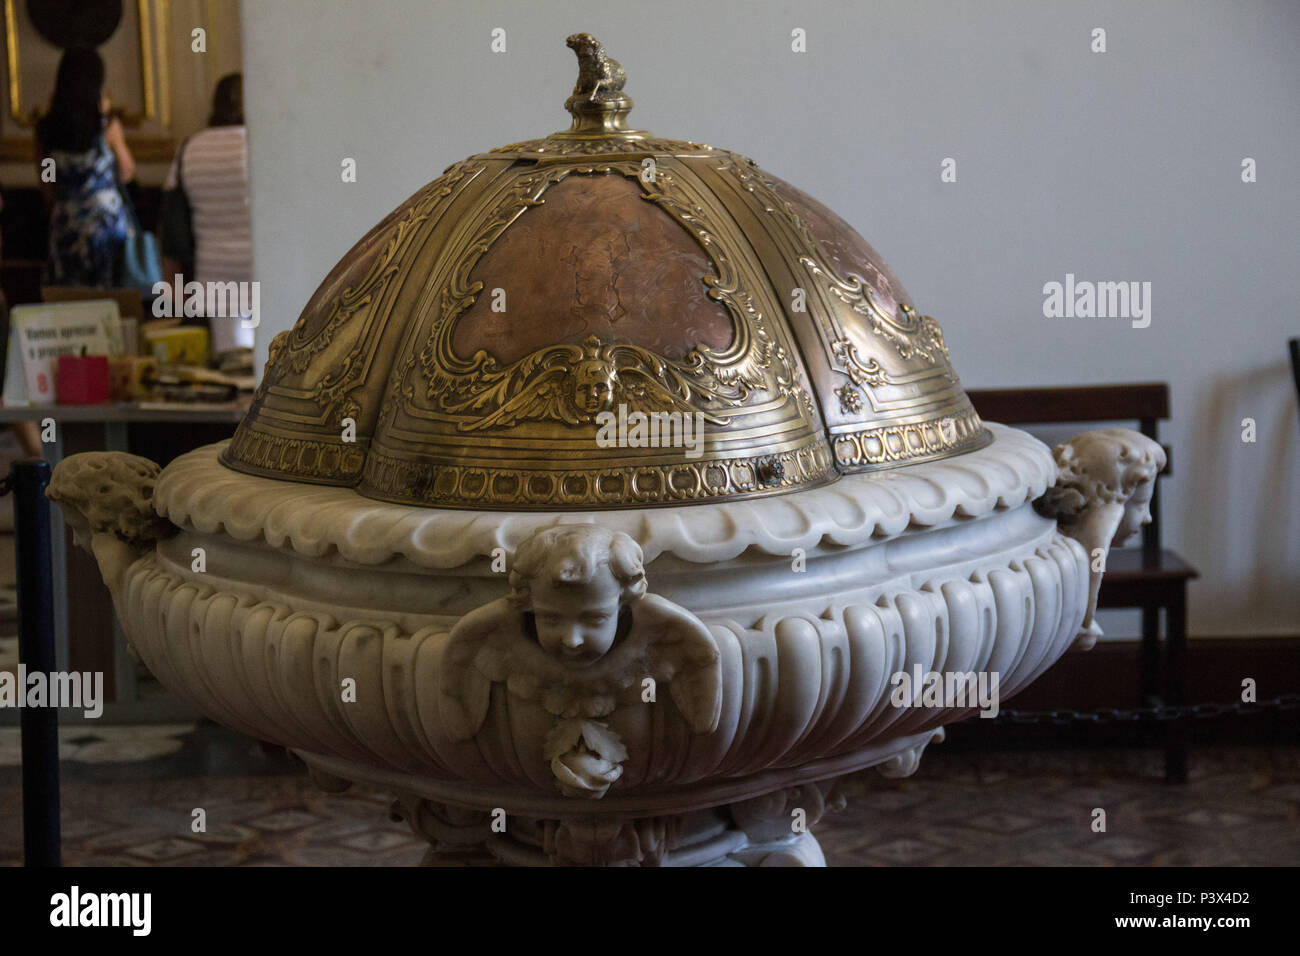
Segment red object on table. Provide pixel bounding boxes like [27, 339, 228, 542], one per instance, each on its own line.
[56, 354, 112, 405]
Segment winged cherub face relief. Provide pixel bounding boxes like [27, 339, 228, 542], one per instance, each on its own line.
[438, 525, 722, 797]
[512, 526, 647, 667]
[573, 360, 616, 416]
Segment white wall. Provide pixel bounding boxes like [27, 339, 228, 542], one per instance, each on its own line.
[241, 0, 1300, 636]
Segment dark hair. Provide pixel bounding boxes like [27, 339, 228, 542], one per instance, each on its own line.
[208, 73, 243, 126]
[35, 47, 105, 153]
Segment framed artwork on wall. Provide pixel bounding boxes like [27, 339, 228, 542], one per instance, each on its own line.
[0, 0, 174, 162]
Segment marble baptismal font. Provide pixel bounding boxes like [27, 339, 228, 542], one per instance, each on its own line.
[49, 35, 1164, 866]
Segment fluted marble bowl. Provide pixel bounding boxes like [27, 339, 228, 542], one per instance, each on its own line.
[49, 422, 1163, 866]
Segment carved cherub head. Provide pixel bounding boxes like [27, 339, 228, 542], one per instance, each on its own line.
[1045, 427, 1166, 545]
[509, 526, 647, 665]
[572, 360, 617, 416]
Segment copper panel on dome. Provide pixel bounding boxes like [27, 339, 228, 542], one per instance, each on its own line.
[451, 174, 733, 364]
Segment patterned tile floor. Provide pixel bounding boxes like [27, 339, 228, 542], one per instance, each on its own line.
[820, 746, 1300, 866]
[2, 776, 428, 866]
[0, 724, 196, 767]
[0, 721, 1296, 865]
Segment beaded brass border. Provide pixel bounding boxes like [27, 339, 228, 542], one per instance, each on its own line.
[830, 406, 990, 469]
[224, 428, 368, 485]
[361, 434, 836, 511]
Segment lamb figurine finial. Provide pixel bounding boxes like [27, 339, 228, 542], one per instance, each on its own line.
[562, 33, 634, 133]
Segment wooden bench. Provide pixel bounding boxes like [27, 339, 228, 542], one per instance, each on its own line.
[967, 383, 1199, 782]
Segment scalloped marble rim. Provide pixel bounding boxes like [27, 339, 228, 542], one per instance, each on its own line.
[152, 423, 1052, 568]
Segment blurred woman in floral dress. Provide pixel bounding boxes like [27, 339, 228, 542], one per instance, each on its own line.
[35, 47, 137, 288]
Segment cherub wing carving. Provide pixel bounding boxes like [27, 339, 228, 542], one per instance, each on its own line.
[436, 525, 722, 799]
[455, 365, 579, 432]
[438, 599, 519, 741]
[434, 340, 585, 431]
[607, 345, 733, 425]
[439, 597, 625, 741]
[437, 596, 722, 740]
[614, 366, 726, 425]
[637, 594, 723, 733]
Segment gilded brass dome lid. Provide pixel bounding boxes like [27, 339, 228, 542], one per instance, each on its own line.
[224, 33, 989, 510]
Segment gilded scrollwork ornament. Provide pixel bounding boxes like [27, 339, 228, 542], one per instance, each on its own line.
[801, 262, 951, 365]
[831, 338, 891, 387]
[447, 335, 734, 432]
[265, 160, 481, 419]
[489, 136, 713, 158]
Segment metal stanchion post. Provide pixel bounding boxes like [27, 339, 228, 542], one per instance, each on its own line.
[6, 458, 62, 866]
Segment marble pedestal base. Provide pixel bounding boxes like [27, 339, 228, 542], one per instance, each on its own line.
[298, 728, 943, 867]
[393, 797, 833, 867]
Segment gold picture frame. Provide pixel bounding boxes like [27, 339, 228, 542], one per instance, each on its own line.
[4, 0, 171, 129]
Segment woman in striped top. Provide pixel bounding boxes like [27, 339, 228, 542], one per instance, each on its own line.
[161, 73, 253, 353]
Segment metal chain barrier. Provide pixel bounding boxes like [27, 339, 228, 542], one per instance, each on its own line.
[992, 694, 1300, 727]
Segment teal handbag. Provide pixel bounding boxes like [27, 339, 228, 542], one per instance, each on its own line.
[115, 183, 163, 299]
